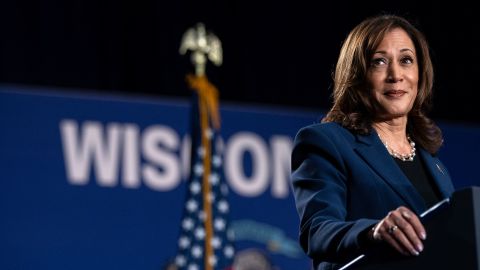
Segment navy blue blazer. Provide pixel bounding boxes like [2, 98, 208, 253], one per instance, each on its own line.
[291, 122, 455, 270]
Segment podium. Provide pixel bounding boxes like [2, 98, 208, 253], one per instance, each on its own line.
[341, 186, 480, 270]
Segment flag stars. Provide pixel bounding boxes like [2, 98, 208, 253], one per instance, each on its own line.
[178, 236, 191, 249]
[205, 128, 214, 139]
[186, 199, 198, 213]
[220, 184, 229, 195]
[187, 263, 199, 270]
[214, 218, 226, 231]
[193, 163, 204, 176]
[190, 181, 201, 194]
[212, 155, 222, 167]
[224, 245, 235, 258]
[208, 255, 218, 266]
[191, 245, 203, 258]
[182, 218, 194, 231]
[198, 210, 206, 221]
[197, 146, 205, 157]
[211, 236, 222, 249]
[217, 200, 229, 213]
[175, 255, 186, 267]
[207, 192, 216, 203]
[209, 173, 220, 185]
[194, 227, 205, 240]
[176, 113, 235, 268]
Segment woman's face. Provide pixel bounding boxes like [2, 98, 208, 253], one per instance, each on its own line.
[366, 27, 419, 120]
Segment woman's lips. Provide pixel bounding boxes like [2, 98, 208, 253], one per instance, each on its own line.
[384, 90, 406, 98]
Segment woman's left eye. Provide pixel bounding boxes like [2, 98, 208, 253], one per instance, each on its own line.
[401, 57, 414, 64]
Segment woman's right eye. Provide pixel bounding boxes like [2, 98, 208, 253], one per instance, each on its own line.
[371, 58, 387, 66]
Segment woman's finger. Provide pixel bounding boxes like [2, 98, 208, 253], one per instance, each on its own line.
[373, 207, 427, 256]
[390, 209, 424, 254]
[380, 226, 410, 256]
[387, 223, 420, 255]
[399, 207, 427, 240]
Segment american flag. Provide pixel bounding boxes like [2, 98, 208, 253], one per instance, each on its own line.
[175, 75, 235, 270]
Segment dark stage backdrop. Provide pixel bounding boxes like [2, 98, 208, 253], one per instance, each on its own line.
[0, 0, 479, 124]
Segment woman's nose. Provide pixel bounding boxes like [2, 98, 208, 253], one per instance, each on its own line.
[387, 63, 402, 82]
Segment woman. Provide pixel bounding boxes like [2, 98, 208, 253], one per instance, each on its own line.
[290, 15, 455, 270]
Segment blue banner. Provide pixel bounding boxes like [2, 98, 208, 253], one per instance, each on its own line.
[0, 85, 478, 269]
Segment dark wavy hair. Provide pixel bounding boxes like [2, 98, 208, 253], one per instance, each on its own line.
[322, 14, 443, 154]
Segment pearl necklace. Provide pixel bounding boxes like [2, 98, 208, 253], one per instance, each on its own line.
[380, 135, 416, 162]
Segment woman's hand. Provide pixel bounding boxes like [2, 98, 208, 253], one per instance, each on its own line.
[370, 206, 426, 256]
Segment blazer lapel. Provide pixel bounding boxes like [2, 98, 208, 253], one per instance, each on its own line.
[418, 149, 454, 198]
[353, 132, 426, 214]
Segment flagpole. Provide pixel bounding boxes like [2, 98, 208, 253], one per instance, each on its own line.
[179, 22, 224, 270]
[199, 90, 214, 270]
[186, 74, 221, 270]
